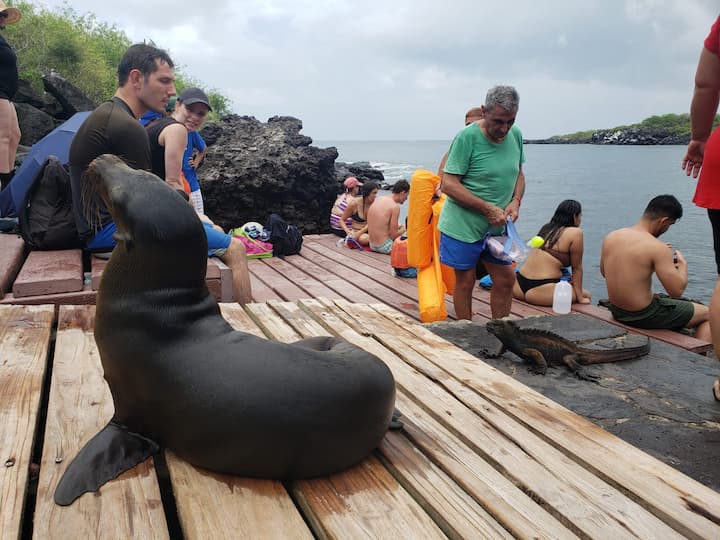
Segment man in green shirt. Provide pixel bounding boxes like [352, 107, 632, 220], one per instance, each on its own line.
[439, 85, 525, 319]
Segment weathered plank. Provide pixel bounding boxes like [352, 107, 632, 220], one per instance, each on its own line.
[367, 301, 720, 539]
[572, 302, 712, 354]
[378, 431, 515, 539]
[165, 453, 313, 540]
[248, 259, 312, 301]
[261, 256, 343, 299]
[33, 306, 168, 539]
[0, 305, 54, 540]
[293, 455, 446, 540]
[207, 258, 234, 302]
[1, 284, 96, 306]
[90, 256, 107, 291]
[0, 234, 25, 295]
[12, 250, 83, 298]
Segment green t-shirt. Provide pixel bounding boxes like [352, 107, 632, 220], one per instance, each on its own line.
[438, 123, 525, 242]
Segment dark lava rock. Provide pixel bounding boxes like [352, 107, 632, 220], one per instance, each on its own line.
[335, 161, 386, 187]
[42, 72, 96, 119]
[14, 102, 57, 146]
[199, 115, 339, 233]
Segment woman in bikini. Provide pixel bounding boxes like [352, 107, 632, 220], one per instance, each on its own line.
[330, 176, 362, 236]
[339, 181, 379, 247]
[513, 199, 592, 306]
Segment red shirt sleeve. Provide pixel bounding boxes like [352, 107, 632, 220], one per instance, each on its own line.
[704, 16, 720, 54]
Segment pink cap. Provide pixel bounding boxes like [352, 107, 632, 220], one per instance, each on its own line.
[344, 177, 362, 189]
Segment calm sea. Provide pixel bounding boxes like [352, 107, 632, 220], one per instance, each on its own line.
[316, 141, 715, 304]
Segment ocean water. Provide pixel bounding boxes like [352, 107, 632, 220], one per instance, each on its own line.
[316, 140, 715, 304]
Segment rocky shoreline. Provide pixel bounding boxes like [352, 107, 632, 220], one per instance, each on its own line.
[527, 128, 689, 145]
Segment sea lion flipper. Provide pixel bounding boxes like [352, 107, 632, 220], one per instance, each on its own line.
[54, 422, 159, 506]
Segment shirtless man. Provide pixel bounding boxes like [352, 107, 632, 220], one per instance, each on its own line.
[367, 180, 410, 254]
[600, 194, 710, 342]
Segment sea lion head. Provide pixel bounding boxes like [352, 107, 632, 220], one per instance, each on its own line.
[83, 154, 207, 270]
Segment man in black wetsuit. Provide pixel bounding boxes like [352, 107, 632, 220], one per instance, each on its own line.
[69, 43, 176, 248]
[69, 44, 252, 303]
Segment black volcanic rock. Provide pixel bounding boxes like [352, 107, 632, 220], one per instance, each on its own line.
[334, 161, 386, 187]
[42, 72, 96, 119]
[14, 102, 57, 146]
[199, 115, 339, 233]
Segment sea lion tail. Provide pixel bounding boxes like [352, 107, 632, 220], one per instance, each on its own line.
[54, 422, 159, 506]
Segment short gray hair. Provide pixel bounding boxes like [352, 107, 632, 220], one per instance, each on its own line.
[485, 85, 519, 113]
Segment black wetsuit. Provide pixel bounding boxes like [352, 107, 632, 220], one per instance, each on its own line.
[69, 97, 152, 242]
[0, 34, 18, 100]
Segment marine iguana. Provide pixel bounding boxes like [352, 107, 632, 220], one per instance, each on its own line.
[485, 318, 651, 381]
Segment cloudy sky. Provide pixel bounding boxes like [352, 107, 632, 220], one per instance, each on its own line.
[34, 0, 719, 140]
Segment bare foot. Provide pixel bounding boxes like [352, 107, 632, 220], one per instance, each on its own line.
[713, 379, 720, 402]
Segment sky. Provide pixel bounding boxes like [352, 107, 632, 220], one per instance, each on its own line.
[33, 0, 719, 140]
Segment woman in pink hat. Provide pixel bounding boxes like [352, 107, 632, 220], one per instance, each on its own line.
[330, 176, 362, 236]
[0, 1, 21, 190]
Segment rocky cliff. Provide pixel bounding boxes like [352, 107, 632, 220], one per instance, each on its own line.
[199, 115, 341, 233]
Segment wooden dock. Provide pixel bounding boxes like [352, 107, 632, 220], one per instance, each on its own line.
[3, 300, 720, 539]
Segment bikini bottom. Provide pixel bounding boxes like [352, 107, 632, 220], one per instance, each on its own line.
[516, 272, 560, 295]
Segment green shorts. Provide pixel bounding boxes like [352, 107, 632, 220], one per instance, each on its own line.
[608, 296, 694, 330]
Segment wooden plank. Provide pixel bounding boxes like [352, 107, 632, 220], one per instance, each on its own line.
[378, 431, 515, 539]
[1, 284, 96, 306]
[261, 256, 343, 299]
[0, 234, 25, 295]
[208, 258, 234, 302]
[165, 452, 313, 540]
[293, 455, 446, 540]
[302, 238, 488, 323]
[12, 250, 83, 298]
[243, 301, 447, 539]
[248, 271, 284, 302]
[90, 256, 108, 291]
[0, 305, 55, 540]
[310, 300, 684, 539]
[33, 306, 169, 539]
[367, 302, 720, 539]
[572, 303, 712, 354]
[248, 259, 311, 301]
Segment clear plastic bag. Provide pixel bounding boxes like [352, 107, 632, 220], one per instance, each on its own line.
[484, 218, 528, 263]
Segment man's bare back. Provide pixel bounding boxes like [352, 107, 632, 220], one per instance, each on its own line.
[367, 196, 402, 246]
[601, 226, 681, 311]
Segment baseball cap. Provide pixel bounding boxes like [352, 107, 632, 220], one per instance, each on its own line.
[178, 87, 212, 111]
[344, 177, 362, 189]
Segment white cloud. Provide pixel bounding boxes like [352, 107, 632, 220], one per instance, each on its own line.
[31, 0, 720, 139]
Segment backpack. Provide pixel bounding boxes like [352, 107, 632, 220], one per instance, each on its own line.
[264, 213, 303, 258]
[18, 156, 82, 250]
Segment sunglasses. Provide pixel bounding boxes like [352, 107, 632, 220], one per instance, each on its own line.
[0, 13, 8, 19]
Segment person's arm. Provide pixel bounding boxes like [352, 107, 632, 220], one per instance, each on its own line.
[442, 172, 506, 227]
[505, 166, 525, 222]
[655, 246, 688, 298]
[437, 151, 449, 178]
[159, 123, 188, 192]
[683, 48, 720, 178]
[568, 229, 590, 304]
[339, 198, 357, 236]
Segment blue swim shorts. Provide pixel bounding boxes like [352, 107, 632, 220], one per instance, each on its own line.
[439, 232, 513, 270]
[87, 220, 231, 258]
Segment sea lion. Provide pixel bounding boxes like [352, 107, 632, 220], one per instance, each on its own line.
[55, 154, 396, 506]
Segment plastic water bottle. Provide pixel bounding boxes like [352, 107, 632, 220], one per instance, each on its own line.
[552, 277, 572, 314]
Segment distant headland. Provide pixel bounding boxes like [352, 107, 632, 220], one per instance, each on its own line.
[525, 113, 719, 145]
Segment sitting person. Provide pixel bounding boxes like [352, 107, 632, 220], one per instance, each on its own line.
[600, 194, 710, 340]
[367, 180, 410, 254]
[339, 181, 378, 247]
[145, 87, 252, 303]
[330, 176, 362, 236]
[513, 199, 591, 306]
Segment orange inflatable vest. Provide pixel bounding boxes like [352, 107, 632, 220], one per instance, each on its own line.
[390, 236, 410, 269]
[406, 169, 455, 322]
